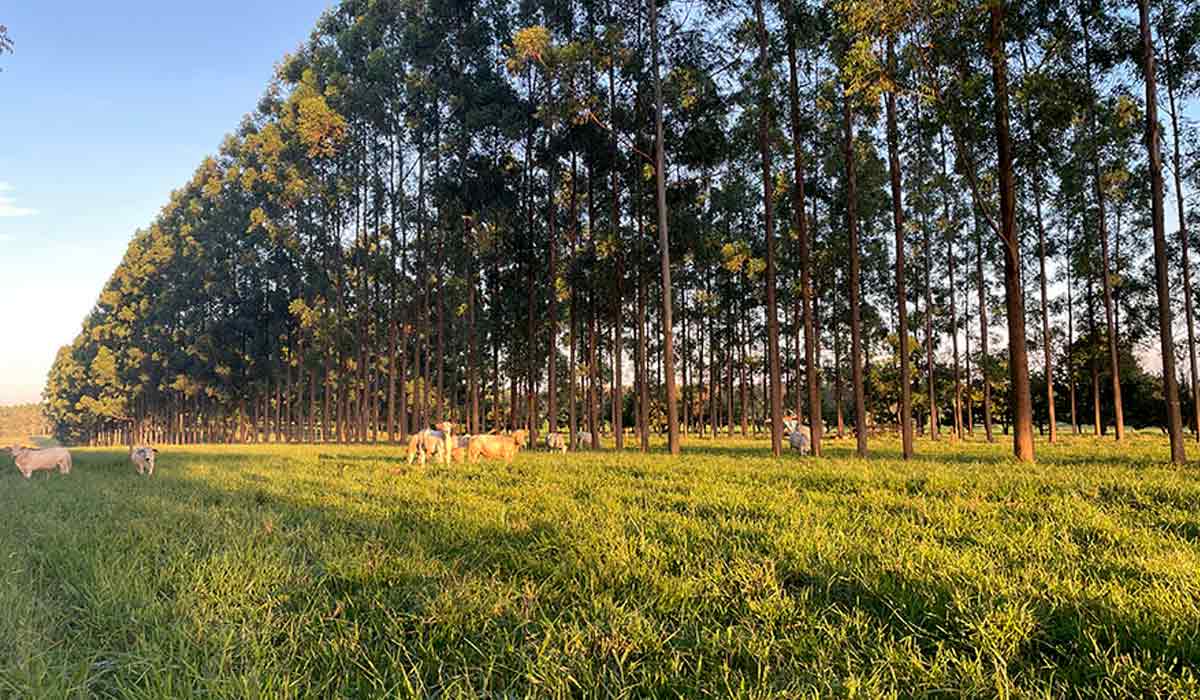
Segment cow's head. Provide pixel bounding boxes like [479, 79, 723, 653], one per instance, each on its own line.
[436, 421, 453, 434]
[511, 430, 529, 448]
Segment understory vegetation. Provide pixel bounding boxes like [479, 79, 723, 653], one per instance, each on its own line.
[2, 436, 1198, 697]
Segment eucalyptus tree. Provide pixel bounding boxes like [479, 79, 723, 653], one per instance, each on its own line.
[1075, 0, 1125, 440]
[1158, 0, 1200, 440]
[1137, 0, 1186, 464]
[752, 0, 784, 456]
[648, 0, 681, 454]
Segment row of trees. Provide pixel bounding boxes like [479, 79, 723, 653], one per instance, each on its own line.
[38, 0, 1200, 463]
[0, 405, 49, 443]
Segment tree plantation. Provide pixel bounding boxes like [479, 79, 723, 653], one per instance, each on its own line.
[41, 0, 1200, 464]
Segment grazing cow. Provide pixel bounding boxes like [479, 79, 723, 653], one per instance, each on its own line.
[130, 446, 159, 476]
[9, 446, 72, 479]
[545, 432, 568, 454]
[788, 425, 812, 455]
[468, 430, 528, 464]
[405, 422, 453, 466]
[574, 431, 593, 450]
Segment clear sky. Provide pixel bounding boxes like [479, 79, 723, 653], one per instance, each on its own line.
[0, 1, 333, 405]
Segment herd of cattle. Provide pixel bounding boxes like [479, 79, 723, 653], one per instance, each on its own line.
[4, 419, 812, 479]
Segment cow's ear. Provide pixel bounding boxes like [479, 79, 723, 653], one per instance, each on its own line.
[152, 448, 159, 454]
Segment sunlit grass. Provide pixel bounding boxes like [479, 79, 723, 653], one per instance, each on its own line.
[1, 434, 1197, 697]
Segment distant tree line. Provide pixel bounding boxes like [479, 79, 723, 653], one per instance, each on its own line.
[0, 405, 49, 443]
[39, 0, 1200, 463]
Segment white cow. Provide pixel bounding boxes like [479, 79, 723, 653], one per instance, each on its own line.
[545, 432, 568, 453]
[8, 446, 72, 478]
[131, 446, 158, 476]
[788, 425, 812, 455]
[405, 422, 453, 466]
[574, 431, 593, 450]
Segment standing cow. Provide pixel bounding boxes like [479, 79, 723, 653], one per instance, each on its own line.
[788, 425, 812, 455]
[130, 446, 158, 476]
[545, 432, 568, 454]
[405, 422, 454, 466]
[468, 430, 528, 464]
[8, 446, 72, 478]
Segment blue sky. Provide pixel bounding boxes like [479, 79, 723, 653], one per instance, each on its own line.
[0, 1, 332, 405]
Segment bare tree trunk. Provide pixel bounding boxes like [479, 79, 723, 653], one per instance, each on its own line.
[547, 160, 559, 436]
[1165, 43, 1200, 441]
[942, 133, 964, 440]
[885, 36, 912, 459]
[609, 10, 625, 449]
[843, 91, 868, 457]
[974, 217, 995, 443]
[649, 0, 680, 454]
[1067, 228, 1079, 435]
[1137, 0, 1186, 463]
[1080, 7, 1124, 441]
[1088, 271, 1102, 435]
[1018, 40, 1057, 445]
[754, 0, 783, 456]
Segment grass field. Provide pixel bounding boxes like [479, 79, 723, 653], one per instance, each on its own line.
[1, 435, 1198, 698]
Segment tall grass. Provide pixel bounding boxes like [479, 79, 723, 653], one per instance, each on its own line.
[1, 436, 1197, 697]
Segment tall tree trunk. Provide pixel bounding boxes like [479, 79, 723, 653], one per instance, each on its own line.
[637, 180, 650, 452]
[1018, 40, 1057, 445]
[1088, 271, 1102, 435]
[609, 9, 625, 449]
[843, 91, 868, 457]
[1165, 43, 1200, 441]
[1137, 0, 1186, 463]
[739, 311, 748, 436]
[786, 9, 821, 455]
[649, 0, 680, 454]
[988, 1, 1034, 461]
[975, 217, 995, 442]
[547, 161, 559, 436]
[467, 228, 479, 434]
[834, 310, 846, 439]
[885, 36, 913, 459]
[1067, 228, 1079, 435]
[1081, 7, 1125, 440]
[947, 211, 964, 440]
[754, 0, 783, 456]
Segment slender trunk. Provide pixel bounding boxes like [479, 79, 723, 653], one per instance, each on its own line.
[948, 215, 963, 441]
[1018, 42, 1057, 444]
[1067, 228, 1079, 435]
[1081, 7, 1124, 440]
[609, 12, 625, 449]
[885, 37, 913, 458]
[468, 232, 479, 434]
[975, 217, 995, 442]
[1165, 44, 1200, 441]
[649, 0, 680, 454]
[843, 91, 868, 457]
[1137, 0, 1185, 462]
[990, 2, 1033, 461]
[637, 178, 650, 452]
[754, 0, 783, 456]
[1089, 271, 1102, 435]
[547, 161, 559, 436]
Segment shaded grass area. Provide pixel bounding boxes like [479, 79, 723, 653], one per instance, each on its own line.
[1, 436, 1198, 698]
